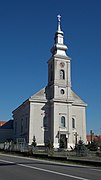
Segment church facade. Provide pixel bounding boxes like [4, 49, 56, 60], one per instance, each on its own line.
[12, 16, 87, 149]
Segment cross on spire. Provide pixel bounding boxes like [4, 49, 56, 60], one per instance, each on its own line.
[57, 14, 61, 31]
[57, 14, 61, 22]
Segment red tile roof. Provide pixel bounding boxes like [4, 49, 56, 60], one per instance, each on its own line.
[0, 121, 6, 126]
[87, 134, 101, 143]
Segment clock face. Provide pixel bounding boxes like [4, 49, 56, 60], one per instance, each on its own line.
[60, 62, 65, 68]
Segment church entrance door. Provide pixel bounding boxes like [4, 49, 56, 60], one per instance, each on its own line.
[60, 134, 67, 149]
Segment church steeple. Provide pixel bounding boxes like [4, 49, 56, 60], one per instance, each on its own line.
[51, 15, 68, 57]
[55, 14, 64, 44]
[47, 15, 71, 100]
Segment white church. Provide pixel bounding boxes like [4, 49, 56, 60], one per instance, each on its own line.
[12, 15, 87, 150]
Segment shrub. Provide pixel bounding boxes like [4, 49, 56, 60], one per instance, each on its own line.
[87, 140, 98, 151]
[31, 136, 37, 147]
[76, 139, 88, 156]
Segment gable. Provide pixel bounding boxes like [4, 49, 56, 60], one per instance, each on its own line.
[71, 89, 87, 106]
[29, 87, 47, 102]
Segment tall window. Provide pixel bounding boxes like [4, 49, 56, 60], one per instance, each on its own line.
[21, 119, 23, 133]
[50, 64, 53, 82]
[43, 116, 47, 128]
[15, 121, 17, 135]
[72, 118, 75, 129]
[25, 117, 27, 129]
[60, 70, 65, 80]
[61, 116, 65, 128]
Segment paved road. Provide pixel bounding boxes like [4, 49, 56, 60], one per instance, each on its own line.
[0, 153, 101, 180]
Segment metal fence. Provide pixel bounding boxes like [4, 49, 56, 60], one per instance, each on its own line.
[0, 142, 101, 161]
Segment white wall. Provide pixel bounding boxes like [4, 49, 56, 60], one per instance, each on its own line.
[72, 105, 86, 144]
[13, 101, 30, 143]
[29, 101, 48, 146]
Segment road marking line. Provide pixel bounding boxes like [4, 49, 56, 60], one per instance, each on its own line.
[18, 163, 90, 180]
[0, 153, 92, 168]
[90, 168, 101, 172]
[0, 153, 100, 172]
[0, 159, 14, 164]
[0, 158, 90, 180]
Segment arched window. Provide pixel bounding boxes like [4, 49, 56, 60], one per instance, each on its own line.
[72, 118, 75, 129]
[60, 70, 65, 80]
[61, 116, 65, 127]
[50, 64, 53, 81]
[60, 89, 65, 94]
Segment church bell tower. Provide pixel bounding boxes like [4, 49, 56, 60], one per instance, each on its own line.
[47, 15, 72, 102]
[46, 15, 74, 149]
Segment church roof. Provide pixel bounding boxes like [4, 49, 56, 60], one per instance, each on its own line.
[71, 89, 87, 106]
[29, 87, 87, 106]
[29, 87, 47, 102]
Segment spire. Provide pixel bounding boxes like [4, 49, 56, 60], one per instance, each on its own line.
[51, 15, 68, 57]
[55, 14, 64, 44]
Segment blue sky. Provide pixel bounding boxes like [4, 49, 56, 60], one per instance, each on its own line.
[0, 0, 101, 135]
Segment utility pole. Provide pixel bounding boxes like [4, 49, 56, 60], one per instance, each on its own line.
[90, 130, 94, 143]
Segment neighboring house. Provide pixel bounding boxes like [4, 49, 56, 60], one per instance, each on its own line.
[0, 120, 14, 142]
[12, 15, 87, 150]
[86, 134, 101, 144]
[0, 121, 6, 127]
